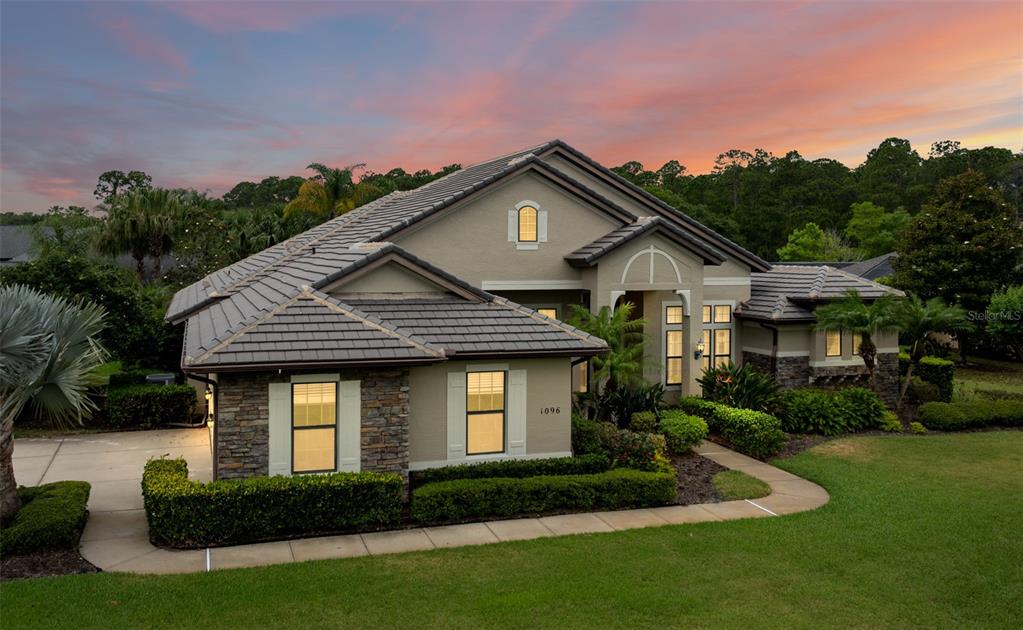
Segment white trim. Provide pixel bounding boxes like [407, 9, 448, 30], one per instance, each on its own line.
[409, 451, 574, 471]
[338, 380, 361, 472]
[876, 347, 900, 354]
[620, 245, 683, 285]
[515, 243, 539, 251]
[291, 373, 340, 384]
[507, 369, 527, 455]
[778, 350, 810, 358]
[703, 276, 751, 287]
[610, 290, 626, 308]
[465, 363, 510, 372]
[481, 280, 582, 290]
[810, 358, 865, 368]
[675, 289, 692, 316]
[515, 199, 540, 210]
[741, 346, 774, 355]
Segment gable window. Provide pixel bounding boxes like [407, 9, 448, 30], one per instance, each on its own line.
[701, 302, 734, 371]
[825, 330, 842, 357]
[292, 382, 337, 473]
[467, 371, 505, 455]
[518, 205, 538, 242]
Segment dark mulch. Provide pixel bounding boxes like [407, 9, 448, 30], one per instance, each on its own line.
[775, 434, 831, 460]
[671, 451, 726, 505]
[1, 550, 99, 582]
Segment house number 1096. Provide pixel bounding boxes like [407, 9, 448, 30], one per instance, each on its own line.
[540, 407, 561, 415]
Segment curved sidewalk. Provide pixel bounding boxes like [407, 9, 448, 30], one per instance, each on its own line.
[77, 440, 828, 575]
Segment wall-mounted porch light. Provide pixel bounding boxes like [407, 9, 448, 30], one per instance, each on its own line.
[694, 340, 706, 360]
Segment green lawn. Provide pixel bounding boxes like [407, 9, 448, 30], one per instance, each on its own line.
[956, 356, 1023, 397]
[712, 469, 771, 500]
[3, 432, 1021, 628]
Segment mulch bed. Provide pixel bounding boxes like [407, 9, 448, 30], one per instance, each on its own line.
[671, 451, 726, 505]
[775, 434, 831, 459]
[1, 550, 99, 582]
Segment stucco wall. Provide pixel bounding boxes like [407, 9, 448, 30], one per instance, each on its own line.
[329, 261, 446, 296]
[408, 358, 573, 466]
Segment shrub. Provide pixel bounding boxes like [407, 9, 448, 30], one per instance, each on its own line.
[918, 399, 1023, 431]
[834, 387, 887, 431]
[410, 469, 677, 524]
[571, 414, 667, 471]
[108, 368, 171, 388]
[907, 376, 942, 405]
[106, 384, 197, 428]
[698, 361, 779, 411]
[629, 411, 657, 432]
[0, 481, 91, 556]
[678, 397, 785, 459]
[572, 414, 604, 455]
[659, 410, 708, 453]
[880, 411, 903, 433]
[910, 421, 928, 434]
[413, 454, 611, 485]
[899, 354, 955, 402]
[142, 458, 403, 548]
[776, 387, 886, 435]
[590, 383, 665, 427]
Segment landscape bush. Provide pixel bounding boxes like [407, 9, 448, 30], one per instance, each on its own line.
[413, 454, 611, 485]
[0, 481, 91, 556]
[775, 387, 886, 435]
[108, 368, 173, 388]
[658, 410, 708, 453]
[571, 414, 604, 455]
[880, 411, 903, 433]
[907, 376, 942, 405]
[910, 421, 928, 434]
[106, 384, 197, 428]
[410, 468, 677, 524]
[678, 397, 785, 459]
[142, 458, 403, 548]
[629, 411, 657, 432]
[571, 414, 667, 471]
[918, 399, 1023, 432]
[697, 362, 780, 411]
[899, 354, 955, 402]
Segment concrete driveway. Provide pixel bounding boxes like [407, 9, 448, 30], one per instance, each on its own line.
[12, 427, 212, 573]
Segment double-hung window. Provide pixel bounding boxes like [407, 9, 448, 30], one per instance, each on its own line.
[467, 371, 505, 455]
[292, 382, 337, 473]
[701, 303, 734, 371]
[665, 305, 685, 385]
[825, 330, 842, 357]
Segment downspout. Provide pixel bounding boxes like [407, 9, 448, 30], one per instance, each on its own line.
[186, 372, 218, 480]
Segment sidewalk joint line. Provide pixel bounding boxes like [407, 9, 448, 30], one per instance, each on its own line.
[205, 548, 212, 572]
[746, 499, 778, 516]
[37, 437, 65, 485]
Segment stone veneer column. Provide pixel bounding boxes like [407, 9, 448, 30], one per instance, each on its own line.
[873, 353, 900, 409]
[776, 356, 811, 389]
[741, 351, 774, 375]
[214, 369, 410, 481]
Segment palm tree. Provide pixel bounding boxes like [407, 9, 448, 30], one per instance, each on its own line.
[895, 294, 973, 408]
[567, 302, 647, 395]
[284, 163, 381, 217]
[97, 188, 181, 280]
[0, 285, 107, 521]
[813, 290, 901, 389]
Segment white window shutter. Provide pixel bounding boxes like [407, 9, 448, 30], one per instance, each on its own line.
[507, 210, 518, 242]
[538, 210, 548, 243]
[267, 382, 292, 477]
[446, 372, 467, 461]
[508, 369, 527, 455]
[338, 380, 361, 472]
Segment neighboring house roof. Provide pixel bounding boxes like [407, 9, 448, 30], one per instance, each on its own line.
[178, 242, 607, 371]
[564, 216, 726, 267]
[738, 265, 904, 322]
[0, 226, 35, 264]
[841, 252, 897, 281]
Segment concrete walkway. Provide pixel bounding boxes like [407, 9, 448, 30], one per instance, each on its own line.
[12, 432, 827, 575]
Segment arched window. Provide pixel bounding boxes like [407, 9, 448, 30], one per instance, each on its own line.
[518, 205, 538, 242]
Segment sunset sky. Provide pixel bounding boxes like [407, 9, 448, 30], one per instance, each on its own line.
[1, 0, 1020, 211]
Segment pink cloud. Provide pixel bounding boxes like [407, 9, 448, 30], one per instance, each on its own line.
[105, 16, 189, 75]
[158, 1, 359, 33]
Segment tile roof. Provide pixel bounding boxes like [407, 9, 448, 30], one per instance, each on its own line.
[841, 252, 897, 281]
[738, 265, 904, 322]
[564, 215, 726, 266]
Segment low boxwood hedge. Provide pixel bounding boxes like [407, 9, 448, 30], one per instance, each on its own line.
[776, 387, 886, 435]
[107, 384, 197, 429]
[677, 398, 784, 459]
[413, 454, 611, 485]
[571, 415, 667, 471]
[658, 410, 708, 453]
[410, 468, 677, 524]
[919, 400, 1023, 431]
[0, 481, 91, 556]
[142, 458, 403, 548]
[899, 354, 955, 402]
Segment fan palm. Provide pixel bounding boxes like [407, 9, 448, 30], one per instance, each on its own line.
[97, 188, 181, 280]
[813, 290, 901, 388]
[0, 285, 107, 521]
[567, 302, 647, 395]
[895, 294, 973, 407]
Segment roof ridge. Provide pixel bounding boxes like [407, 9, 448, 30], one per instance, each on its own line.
[807, 266, 830, 300]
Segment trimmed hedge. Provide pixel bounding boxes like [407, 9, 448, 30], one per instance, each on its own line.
[919, 400, 1023, 431]
[678, 397, 785, 459]
[0, 481, 91, 556]
[899, 354, 955, 402]
[413, 454, 611, 485]
[775, 387, 886, 435]
[659, 410, 708, 453]
[107, 384, 197, 428]
[571, 415, 667, 471]
[142, 458, 403, 548]
[107, 368, 172, 388]
[629, 411, 657, 433]
[410, 469, 677, 524]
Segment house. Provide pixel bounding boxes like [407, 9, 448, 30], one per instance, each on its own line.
[167, 139, 901, 481]
[778, 252, 898, 281]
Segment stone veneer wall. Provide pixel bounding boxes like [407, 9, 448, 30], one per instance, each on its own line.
[214, 369, 410, 481]
[776, 356, 811, 389]
[742, 351, 774, 376]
